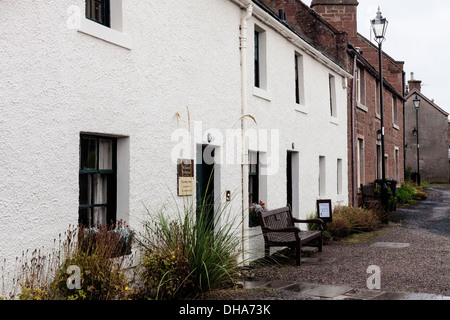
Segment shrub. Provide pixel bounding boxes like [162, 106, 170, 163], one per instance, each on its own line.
[397, 182, 416, 204]
[327, 214, 351, 238]
[52, 226, 134, 300]
[328, 206, 380, 238]
[138, 198, 242, 299]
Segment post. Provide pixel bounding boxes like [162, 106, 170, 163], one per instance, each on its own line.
[416, 107, 421, 185]
[378, 41, 388, 210]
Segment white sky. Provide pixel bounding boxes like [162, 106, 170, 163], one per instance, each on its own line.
[302, 0, 450, 115]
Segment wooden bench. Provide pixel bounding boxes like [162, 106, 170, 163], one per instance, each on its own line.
[258, 206, 324, 266]
[361, 183, 381, 209]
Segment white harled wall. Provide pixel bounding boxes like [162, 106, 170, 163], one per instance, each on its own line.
[0, 0, 348, 289]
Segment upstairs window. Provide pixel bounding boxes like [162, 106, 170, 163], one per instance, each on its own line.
[329, 74, 337, 118]
[85, 0, 111, 28]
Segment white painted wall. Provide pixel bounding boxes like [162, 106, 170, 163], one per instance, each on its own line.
[243, 10, 349, 261]
[0, 0, 349, 291]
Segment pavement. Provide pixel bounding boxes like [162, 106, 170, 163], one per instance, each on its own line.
[241, 279, 450, 300]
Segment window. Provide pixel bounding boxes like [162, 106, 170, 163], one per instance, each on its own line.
[79, 0, 132, 49]
[356, 68, 366, 106]
[248, 151, 259, 205]
[329, 74, 337, 118]
[254, 25, 267, 90]
[319, 156, 326, 197]
[392, 96, 398, 127]
[85, 0, 110, 28]
[337, 159, 343, 195]
[357, 138, 364, 188]
[79, 135, 117, 227]
[295, 53, 305, 105]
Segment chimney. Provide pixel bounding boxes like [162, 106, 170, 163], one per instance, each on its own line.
[310, 0, 359, 38]
[408, 72, 422, 92]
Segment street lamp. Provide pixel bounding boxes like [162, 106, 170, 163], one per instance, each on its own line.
[413, 94, 421, 185]
[371, 7, 389, 210]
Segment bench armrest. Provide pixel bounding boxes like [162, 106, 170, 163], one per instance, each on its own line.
[261, 226, 301, 233]
[292, 218, 324, 231]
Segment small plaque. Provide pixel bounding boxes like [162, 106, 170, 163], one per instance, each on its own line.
[177, 159, 194, 196]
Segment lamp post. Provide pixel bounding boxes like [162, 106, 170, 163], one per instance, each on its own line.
[371, 7, 389, 209]
[413, 94, 421, 185]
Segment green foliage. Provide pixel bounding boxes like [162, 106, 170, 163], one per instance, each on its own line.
[51, 226, 134, 300]
[397, 182, 428, 204]
[138, 197, 242, 300]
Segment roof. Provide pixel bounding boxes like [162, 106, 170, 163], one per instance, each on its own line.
[406, 88, 449, 117]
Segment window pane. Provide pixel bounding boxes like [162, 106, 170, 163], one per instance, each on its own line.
[79, 174, 92, 205]
[99, 139, 113, 170]
[81, 137, 97, 170]
[79, 207, 92, 227]
[93, 207, 107, 227]
[249, 152, 258, 174]
[93, 174, 107, 204]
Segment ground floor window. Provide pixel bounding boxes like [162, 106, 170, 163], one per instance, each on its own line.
[79, 134, 117, 227]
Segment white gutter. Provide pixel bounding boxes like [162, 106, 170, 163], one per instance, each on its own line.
[239, 0, 253, 265]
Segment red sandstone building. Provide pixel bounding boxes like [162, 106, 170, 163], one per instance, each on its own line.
[259, 0, 405, 206]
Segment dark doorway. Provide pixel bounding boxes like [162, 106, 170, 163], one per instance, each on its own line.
[287, 152, 293, 209]
[196, 145, 215, 232]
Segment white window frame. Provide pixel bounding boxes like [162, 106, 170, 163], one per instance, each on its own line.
[78, 0, 132, 49]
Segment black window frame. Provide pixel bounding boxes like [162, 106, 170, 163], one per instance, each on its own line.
[85, 0, 111, 28]
[79, 134, 117, 228]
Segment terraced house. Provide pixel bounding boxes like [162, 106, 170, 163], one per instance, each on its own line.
[0, 0, 354, 288]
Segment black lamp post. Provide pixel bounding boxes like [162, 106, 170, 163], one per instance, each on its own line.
[371, 7, 389, 209]
[413, 94, 421, 185]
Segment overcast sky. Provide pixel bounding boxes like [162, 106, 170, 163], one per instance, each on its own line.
[302, 0, 450, 115]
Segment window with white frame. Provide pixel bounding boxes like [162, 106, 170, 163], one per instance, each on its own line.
[356, 67, 366, 106]
[337, 158, 343, 195]
[79, 0, 132, 49]
[319, 156, 326, 197]
[254, 25, 267, 90]
[329, 74, 337, 118]
[295, 53, 305, 105]
[392, 95, 399, 127]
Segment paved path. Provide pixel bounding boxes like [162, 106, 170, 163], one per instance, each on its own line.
[246, 185, 450, 300]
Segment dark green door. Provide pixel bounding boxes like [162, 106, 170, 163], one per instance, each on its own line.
[196, 145, 215, 231]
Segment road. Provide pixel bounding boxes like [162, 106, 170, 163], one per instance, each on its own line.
[393, 185, 450, 236]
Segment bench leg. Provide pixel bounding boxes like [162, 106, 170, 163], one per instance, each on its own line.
[296, 243, 301, 266]
[318, 235, 323, 253]
[265, 244, 270, 259]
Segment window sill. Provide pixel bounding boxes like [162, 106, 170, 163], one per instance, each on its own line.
[294, 104, 308, 114]
[393, 123, 400, 131]
[357, 102, 368, 113]
[253, 87, 272, 101]
[78, 17, 132, 50]
[330, 117, 339, 125]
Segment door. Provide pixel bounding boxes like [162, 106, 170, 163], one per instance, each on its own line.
[287, 152, 293, 209]
[196, 144, 215, 232]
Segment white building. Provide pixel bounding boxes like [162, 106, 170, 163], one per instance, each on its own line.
[0, 0, 349, 286]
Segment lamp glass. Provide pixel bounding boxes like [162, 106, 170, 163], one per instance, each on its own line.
[371, 8, 388, 40]
[413, 95, 420, 109]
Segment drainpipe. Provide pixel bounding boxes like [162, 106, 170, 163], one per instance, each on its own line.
[351, 47, 358, 206]
[240, 1, 253, 264]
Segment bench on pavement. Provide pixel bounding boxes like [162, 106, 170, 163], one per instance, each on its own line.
[258, 205, 324, 266]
